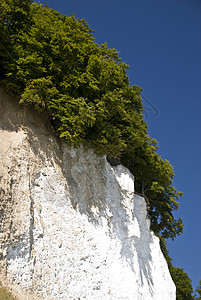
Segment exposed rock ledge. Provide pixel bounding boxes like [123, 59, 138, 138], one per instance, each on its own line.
[0, 88, 176, 299]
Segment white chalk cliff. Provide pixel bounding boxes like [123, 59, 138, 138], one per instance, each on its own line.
[0, 87, 176, 299]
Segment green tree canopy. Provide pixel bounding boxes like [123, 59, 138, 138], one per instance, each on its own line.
[0, 1, 183, 240]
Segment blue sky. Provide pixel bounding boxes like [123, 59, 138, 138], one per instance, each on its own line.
[39, 0, 201, 289]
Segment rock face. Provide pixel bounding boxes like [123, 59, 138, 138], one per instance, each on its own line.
[0, 88, 176, 300]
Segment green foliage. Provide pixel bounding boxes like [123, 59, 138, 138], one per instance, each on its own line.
[160, 238, 194, 300]
[172, 267, 194, 300]
[0, 1, 183, 239]
[195, 280, 201, 299]
[121, 138, 183, 239]
[0, 0, 33, 81]
[0, 0, 32, 33]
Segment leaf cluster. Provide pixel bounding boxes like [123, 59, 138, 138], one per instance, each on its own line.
[160, 238, 195, 300]
[121, 138, 183, 239]
[195, 281, 201, 300]
[0, 1, 183, 239]
[160, 239, 201, 300]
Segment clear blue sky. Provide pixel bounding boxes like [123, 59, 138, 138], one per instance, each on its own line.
[39, 0, 201, 289]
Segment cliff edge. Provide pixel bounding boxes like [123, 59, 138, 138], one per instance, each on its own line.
[0, 88, 176, 299]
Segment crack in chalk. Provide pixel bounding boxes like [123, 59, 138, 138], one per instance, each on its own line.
[28, 172, 34, 259]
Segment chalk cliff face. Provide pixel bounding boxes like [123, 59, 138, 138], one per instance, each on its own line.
[0, 88, 176, 300]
